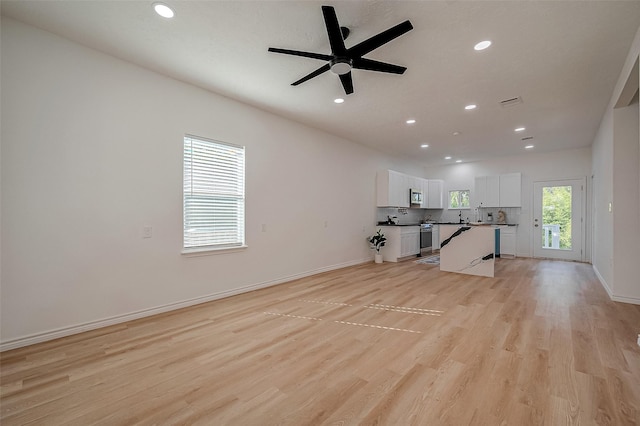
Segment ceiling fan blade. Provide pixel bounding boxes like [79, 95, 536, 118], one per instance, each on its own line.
[352, 58, 407, 74]
[268, 47, 333, 62]
[292, 63, 331, 86]
[322, 6, 347, 56]
[348, 20, 413, 58]
[339, 72, 354, 95]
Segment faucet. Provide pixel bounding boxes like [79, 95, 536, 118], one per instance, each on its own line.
[459, 211, 463, 224]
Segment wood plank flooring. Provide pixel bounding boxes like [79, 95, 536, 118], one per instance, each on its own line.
[1, 258, 639, 425]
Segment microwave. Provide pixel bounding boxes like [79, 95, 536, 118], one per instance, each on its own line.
[410, 188, 423, 206]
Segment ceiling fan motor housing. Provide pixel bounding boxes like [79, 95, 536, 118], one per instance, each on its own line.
[330, 58, 353, 75]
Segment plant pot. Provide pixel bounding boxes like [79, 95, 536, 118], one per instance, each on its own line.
[374, 253, 383, 264]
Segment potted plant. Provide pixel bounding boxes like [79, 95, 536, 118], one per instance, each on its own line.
[369, 229, 387, 263]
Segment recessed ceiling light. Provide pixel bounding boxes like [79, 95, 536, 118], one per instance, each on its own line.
[515, 127, 526, 132]
[444, 156, 452, 160]
[420, 144, 429, 148]
[474, 40, 492, 51]
[525, 145, 534, 149]
[465, 104, 477, 110]
[455, 160, 463, 163]
[153, 2, 174, 18]
[406, 119, 416, 124]
[453, 131, 460, 136]
[334, 98, 344, 104]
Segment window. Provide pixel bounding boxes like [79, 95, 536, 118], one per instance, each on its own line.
[449, 190, 470, 209]
[183, 135, 245, 251]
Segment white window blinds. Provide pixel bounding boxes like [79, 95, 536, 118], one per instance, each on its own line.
[183, 135, 245, 250]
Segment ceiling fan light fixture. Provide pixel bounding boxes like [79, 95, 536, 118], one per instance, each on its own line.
[420, 144, 429, 148]
[465, 104, 477, 110]
[153, 2, 174, 18]
[330, 58, 352, 75]
[334, 98, 344, 104]
[406, 119, 416, 124]
[474, 40, 492, 51]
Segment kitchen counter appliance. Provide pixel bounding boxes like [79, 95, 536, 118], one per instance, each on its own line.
[410, 188, 423, 206]
[419, 223, 432, 255]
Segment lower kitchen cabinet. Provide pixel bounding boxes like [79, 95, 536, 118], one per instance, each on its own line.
[499, 226, 517, 257]
[432, 225, 440, 250]
[378, 226, 420, 262]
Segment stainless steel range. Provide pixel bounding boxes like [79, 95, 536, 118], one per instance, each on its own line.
[419, 223, 432, 256]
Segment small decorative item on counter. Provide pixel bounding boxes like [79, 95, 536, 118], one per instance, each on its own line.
[368, 229, 387, 263]
[497, 210, 506, 224]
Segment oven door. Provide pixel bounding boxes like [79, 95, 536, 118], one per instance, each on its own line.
[420, 229, 432, 251]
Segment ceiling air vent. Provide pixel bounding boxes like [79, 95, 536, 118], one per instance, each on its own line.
[521, 136, 533, 141]
[499, 96, 523, 107]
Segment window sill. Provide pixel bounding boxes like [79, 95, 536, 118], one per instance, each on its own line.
[181, 245, 248, 257]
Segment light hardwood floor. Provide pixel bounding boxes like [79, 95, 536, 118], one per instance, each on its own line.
[1, 258, 639, 425]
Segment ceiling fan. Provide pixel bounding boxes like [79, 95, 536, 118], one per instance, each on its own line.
[268, 5, 413, 95]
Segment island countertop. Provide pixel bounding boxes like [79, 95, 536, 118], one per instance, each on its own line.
[439, 225, 495, 277]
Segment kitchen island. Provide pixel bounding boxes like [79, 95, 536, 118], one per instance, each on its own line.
[439, 225, 495, 277]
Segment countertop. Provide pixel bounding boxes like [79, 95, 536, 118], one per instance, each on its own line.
[436, 223, 518, 226]
[377, 222, 518, 226]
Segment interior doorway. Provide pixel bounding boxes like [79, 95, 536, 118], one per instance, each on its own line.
[532, 179, 585, 261]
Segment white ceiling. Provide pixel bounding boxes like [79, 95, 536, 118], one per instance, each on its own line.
[2, 1, 639, 165]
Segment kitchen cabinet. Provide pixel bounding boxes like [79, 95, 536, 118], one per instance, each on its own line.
[427, 179, 444, 208]
[377, 170, 445, 209]
[499, 173, 522, 207]
[474, 173, 521, 207]
[432, 225, 440, 250]
[400, 227, 420, 257]
[377, 170, 410, 207]
[378, 225, 419, 262]
[499, 226, 517, 257]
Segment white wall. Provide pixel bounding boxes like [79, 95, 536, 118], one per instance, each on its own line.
[423, 148, 593, 259]
[592, 26, 640, 304]
[613, 102, 639, 300]
[0, 18, 423, 349]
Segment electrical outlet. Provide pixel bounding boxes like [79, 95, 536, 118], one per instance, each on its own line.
[142, 226, 152, 238]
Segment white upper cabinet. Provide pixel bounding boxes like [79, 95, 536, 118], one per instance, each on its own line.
[474, 176, 487, 208]
[474, 173, 521, 207]
[420, 178, 429, 208]
[499, 173, 522, 207]
[427, 179, 444, 208]
[376, 171, 444, 209]
[377, 170, 409, 207]
[486, 175, 501, 207]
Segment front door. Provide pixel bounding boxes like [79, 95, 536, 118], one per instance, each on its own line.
[532, 179, 585, 261]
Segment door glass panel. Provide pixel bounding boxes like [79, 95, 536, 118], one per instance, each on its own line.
[541, 186, 572, 250]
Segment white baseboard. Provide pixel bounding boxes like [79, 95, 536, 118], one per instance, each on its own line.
[592, 265, 614, 298]
[0, 257, 372, 352]
[592, 264, 640, 305]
